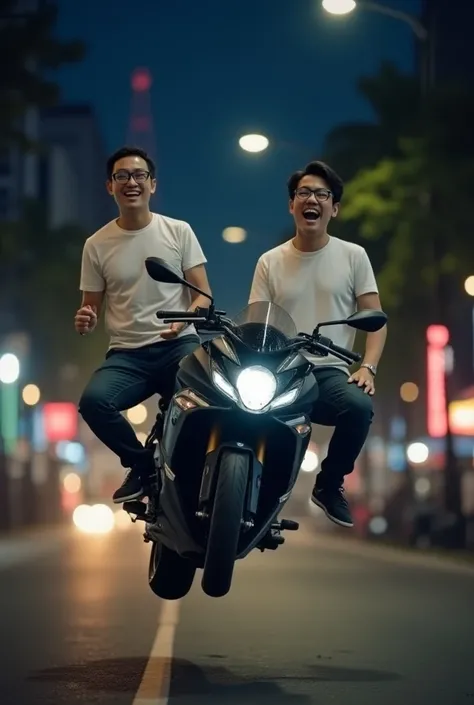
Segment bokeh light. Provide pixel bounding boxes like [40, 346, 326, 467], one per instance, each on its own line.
[126, 404, 148, 425]
[0, 353, 20, 384]
[406, 442, 429, 465]
[63, 472, 82, 493]
[400, 382, 419, 403]
[464, 275, 474, 297]
[22, 383, 41, 406]
[72, 504, 115, 534]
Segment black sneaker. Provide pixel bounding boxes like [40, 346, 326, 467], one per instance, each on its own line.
[311, 485, 354, 528]
[112, 469, 144, 504]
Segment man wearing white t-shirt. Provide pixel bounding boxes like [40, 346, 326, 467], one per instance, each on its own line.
[249, 160, 387, 528]
[75, 146, 211, 504]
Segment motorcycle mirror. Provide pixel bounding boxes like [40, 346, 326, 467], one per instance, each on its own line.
[145, 256, 214, 306]
[317, 309, 387, 333]
[145, 257, 185, 285]
[346, 309, 388, 332]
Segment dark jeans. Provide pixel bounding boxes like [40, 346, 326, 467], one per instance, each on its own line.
[78, 335, 199, 473]
[310, 367, 374, 489]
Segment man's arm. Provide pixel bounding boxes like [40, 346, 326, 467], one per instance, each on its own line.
[159, 224, 210, 339]
[183, 264, 212, 312]
[249, 257, 271, 303]
[356, 291, 387, 367]
[75, 240, 106, 333]
[80, 290, 105, 316]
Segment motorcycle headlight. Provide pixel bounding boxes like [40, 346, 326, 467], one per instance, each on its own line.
[236, 366, 277, 411]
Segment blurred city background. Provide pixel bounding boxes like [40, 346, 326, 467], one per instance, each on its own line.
[1, 0, 474, 553]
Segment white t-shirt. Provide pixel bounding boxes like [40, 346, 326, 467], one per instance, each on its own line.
[80, 213, 207, 350]
[249, 237, 378, 371]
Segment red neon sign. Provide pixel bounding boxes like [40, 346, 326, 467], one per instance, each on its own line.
[426, 325, 449, 438]
[43, 403, 78, 443]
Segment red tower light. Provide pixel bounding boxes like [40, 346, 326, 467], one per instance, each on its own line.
[131, 68, 152, 93]
[127, 66, 156, 161]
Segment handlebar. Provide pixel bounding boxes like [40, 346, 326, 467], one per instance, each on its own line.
[156, 310, 204, 318]
[155, 309, 361, 365]
[317, 336, 362, 363]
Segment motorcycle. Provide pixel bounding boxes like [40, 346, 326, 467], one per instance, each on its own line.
[123, 257, 387, 599]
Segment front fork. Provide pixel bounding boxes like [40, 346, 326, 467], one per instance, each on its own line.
[195, 426, 264, 531]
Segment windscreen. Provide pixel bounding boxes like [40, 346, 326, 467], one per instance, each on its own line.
[232, 301, 297, 352]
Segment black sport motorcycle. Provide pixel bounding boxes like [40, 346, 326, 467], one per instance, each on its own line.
[123, 257, 387, 599]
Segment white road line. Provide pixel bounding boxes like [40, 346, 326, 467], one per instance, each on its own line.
[132, 599, 181, 705]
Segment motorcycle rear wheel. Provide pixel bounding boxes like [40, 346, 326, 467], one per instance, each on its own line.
[148, 541, 196, 600]
[201, 449, 250, 598]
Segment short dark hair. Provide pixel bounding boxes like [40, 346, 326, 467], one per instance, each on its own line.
[106, 146, 156, 180]
[287, 161, 344, 203]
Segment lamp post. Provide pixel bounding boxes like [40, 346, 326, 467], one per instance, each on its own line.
[321, 0, 434, 95]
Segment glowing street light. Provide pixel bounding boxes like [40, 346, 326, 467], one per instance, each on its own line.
[321, 0, 428, 41]
[0, 353, 20, 384]
[322, 0, 356, 15]
[239, 134, 269, 153]
[222, 226, 247, 244]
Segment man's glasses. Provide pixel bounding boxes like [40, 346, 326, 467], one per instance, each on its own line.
[294, 187, 332, 202]
[112, 170, 151, 183]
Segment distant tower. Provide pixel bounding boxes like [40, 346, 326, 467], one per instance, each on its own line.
[128, 67, 157, 162]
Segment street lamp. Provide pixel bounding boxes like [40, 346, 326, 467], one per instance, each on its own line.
[222, 227, 247, 244]
[238, 134, 269, 153]
[321, 0, 432, 93]
[321, 0, 356, 15]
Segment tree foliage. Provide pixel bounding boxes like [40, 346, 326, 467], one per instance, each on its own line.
[322, 67, 474, 400]
[0, 199, 107, 398]
[323, 63, 421, 181]
[340, 85, 474, 314]
[0, 1, 84, 149]
[0, 2, 93, 397]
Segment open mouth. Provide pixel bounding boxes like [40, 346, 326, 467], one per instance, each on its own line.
[303, 208, 320, 221]
[123, 189, 141, 199]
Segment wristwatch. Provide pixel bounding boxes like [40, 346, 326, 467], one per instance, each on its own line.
[361, 363, 377, 377]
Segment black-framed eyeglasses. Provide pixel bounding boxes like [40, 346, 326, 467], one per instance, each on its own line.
[294, 187, 332, 202]
[112, 169, 151, 184]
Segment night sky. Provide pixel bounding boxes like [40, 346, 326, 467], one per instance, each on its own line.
[56, 0, 420, 313]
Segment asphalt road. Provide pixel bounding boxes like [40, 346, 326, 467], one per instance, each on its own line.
[1, 506, 474, 705]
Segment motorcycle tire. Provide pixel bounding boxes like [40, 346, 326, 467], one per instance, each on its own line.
[201, 449, 250, 598]
[148, 541, 196, 600]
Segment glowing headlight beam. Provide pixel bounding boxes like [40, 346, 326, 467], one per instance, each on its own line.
[236, 366, 277, 411]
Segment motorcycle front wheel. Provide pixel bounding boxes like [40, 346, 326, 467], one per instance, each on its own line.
[201, 449, 250, 598]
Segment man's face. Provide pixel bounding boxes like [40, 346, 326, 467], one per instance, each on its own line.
[106, 155, 156, 210]
[289, 174, 339, 235]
